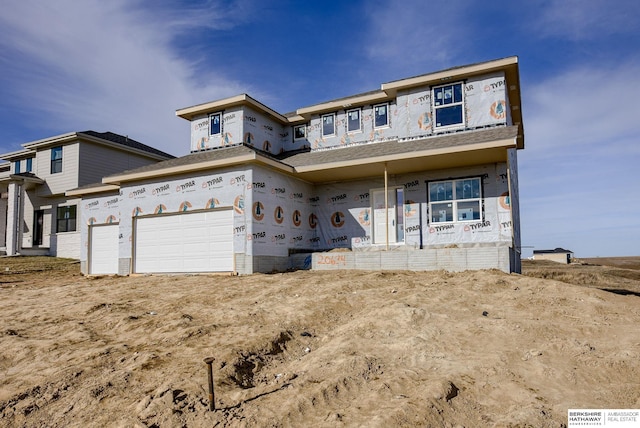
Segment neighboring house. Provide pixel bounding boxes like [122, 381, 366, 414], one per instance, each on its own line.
[72, 56, 524, 276]
[532, 248, 574, 264]
[0, 131, 174, 258]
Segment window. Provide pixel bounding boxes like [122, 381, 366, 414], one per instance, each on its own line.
[294, 124, 306, 140]
[26, 158, 32, 172]
[51, 146, 63, 174]
[347, 108, 361, 132]
[428, 177, 481, 223]
[374, 103, 389, 128]
[209, 112, 222, 136]
[322, 113, 335, 137]
[14, 161, 20, 174]
[433, 82, 464, 129]
[56, 205, 77, 233]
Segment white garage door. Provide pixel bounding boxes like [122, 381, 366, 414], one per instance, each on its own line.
[133, 209, 234, 274]
[89, 224, 119, 275]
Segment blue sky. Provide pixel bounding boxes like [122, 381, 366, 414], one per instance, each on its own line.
[0, 0, 638, 258]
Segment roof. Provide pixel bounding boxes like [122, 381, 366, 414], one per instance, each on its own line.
[80, 125, 517, 190]
[1, 131, 175, 162]
[533, 248, 574, 254]
[80, 131, 175, 159]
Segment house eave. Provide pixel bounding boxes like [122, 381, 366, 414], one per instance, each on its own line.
[66, 184, 121, 197]
[102, 151, 294, 185]
[292, 138, 517, 183]
[176, 94, 289, 124]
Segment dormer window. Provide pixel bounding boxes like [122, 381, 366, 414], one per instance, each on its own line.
[347, 108, 361, 133]
[433, 82, 464, 129]
[322, 113, 335, 137]
[373, 103, 389, 128]
[209, 112, 222, 136]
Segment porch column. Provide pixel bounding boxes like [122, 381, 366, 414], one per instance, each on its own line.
[384, 163, 389, 251]
[5, 182, 22, 256]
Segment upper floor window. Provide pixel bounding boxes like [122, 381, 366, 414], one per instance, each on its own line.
[56, 205, 77, 233]
[347, 108, 361, 133]
[322, 113, 335, 137]
[209, 112, 222, 136]
[25, 158, 32, 172]
[374, 103, 389, 128]
[14, 161, 20, 174]
[428, 177, 482, 223]
[433, 82, 464, 129]
[51, 146, 63, 174]
[294, 124, 307, 140]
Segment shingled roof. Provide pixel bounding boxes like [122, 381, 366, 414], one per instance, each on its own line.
[80, 131, 175, 159]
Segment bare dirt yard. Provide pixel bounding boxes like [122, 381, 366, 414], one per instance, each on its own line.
[1, 256, 639, 427]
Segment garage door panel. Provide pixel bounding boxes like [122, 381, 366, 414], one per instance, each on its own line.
[134, 209, 234, 273]
[89, 224, 119, 275]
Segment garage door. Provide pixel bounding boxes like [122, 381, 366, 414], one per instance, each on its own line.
[89, 224, 119, 275]
[133, 209, 234, 274]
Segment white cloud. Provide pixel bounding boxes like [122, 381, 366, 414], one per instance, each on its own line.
[0, 0, 252, 156]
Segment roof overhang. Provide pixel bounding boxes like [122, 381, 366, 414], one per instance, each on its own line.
[292, 138, 517, 183]
[66, 183, 120, 197]
[103, 150, 294, 185]
[176, 94, 289, 123]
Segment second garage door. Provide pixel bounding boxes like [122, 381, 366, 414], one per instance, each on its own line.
[89, 224, 119, 275]
[133, 209, 234, 274]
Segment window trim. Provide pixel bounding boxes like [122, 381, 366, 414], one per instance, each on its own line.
[209, 112, 223, 136]
[432, 82, 465, 130]
[373, 103, 390, 129]
[321, 113, 336, 137]
[427, 177, 483, 224]
[346, 108, 362, 133]
[293, 124, 307, 141]
[56, 204, 77, 233]
[51, 146, 63, 174]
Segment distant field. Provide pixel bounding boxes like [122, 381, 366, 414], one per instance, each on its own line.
[579, 256, 640, 271]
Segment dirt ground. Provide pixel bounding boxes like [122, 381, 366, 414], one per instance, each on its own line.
[1, 256, 639, 427]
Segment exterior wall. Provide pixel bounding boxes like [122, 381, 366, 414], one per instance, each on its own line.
[310, 164, 513, 253]
[250, 166, 316, 257]
[533, 253, 572, 264]
[189, 106, 289, 155]
[77, 142, 166, 187]
[79, 167, 253, 274]
[35, 143, 80, 197]
[188, 71, 509, 156]
[312, 244, 511, 273]
[50, 230, 80, 258]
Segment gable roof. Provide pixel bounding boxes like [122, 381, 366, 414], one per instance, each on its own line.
[0, 131, 175, 162]
[533, 248, 574, 254]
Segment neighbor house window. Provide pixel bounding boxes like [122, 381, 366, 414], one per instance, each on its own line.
[294, 124, 306, 140]
[322, 113, 335, 137]
[51, 146, 63, 174]
[374, 103, 389, 128]
[14, 161, 20, 174]
[25, 158, 32, 172]
[56, 205, 77, 233]
[433, 82, 464, 129]
[428, 177, 481, 223]
[210, 112, 222, 136]
[347, 108, 361, 132]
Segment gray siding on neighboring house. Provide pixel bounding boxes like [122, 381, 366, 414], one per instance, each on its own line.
[77, 142, 166, 187]
[35, 144, 80, 197]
